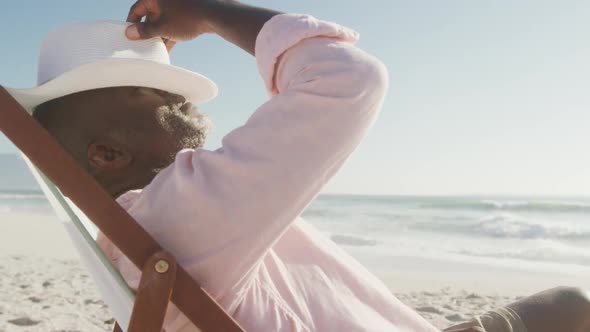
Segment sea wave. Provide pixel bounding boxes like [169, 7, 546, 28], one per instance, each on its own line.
[473, 214, 590, 239]
[330, 234, 378, 246]
[421, 199, 590, 213]
[0, 194, 46, 200]
[0, 191, 50, 214]
[409, 213, 590, 240]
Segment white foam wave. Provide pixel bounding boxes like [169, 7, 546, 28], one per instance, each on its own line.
[423, 199, 590, 213]
[474, 214, 589, 239]
[0, 193, 46, 200]
[330, 234, 378, 246]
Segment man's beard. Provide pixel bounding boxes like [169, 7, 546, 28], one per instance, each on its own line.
[159, 103, 211, 151]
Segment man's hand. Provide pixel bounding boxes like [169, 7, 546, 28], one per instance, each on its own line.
[125, 0, 281, 56]
[126, 0, 220, 52]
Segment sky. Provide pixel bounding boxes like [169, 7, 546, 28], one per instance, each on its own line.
[1, 0, 589, 196]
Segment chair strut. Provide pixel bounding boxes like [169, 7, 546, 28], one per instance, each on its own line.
[126, 251, 177, 332]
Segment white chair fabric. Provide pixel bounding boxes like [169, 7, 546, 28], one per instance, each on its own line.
[22, 154, 135, 331]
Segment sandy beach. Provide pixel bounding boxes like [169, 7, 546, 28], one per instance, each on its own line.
[0, 255, 113, 332]
[0, 254, 525, 331]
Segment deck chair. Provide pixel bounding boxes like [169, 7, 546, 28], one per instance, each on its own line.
[0, 86, 245, 332]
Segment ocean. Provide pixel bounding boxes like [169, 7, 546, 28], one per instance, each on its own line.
[304, 194, 590, 270]
[1, 153, 589, 279]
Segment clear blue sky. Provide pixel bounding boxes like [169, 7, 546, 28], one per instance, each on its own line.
[1, 0, 589, 196]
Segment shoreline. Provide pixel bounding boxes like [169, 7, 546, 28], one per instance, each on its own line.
[350, 249, 590, 295]
[2, 211, 587, 295]
[1, 211, 588, 330]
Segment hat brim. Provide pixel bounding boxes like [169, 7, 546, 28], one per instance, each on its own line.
[5, 58, 218, 113]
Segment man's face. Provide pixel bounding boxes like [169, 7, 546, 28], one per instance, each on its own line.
[102, 86, 209, 161]
[36, 86, 210, 179]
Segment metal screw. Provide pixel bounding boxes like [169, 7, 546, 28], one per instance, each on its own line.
[154, 259, 170, 274]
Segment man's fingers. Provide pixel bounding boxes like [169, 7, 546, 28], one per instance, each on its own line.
[126, 22, 161, 40]
[126, 1, 165, 40]
[127, 1, 148, 23]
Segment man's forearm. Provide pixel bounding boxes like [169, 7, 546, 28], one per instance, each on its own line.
[125, 0, 280, 56]
[206, 2, 282, 56]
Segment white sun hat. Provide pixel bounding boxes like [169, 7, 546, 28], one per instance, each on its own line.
[5, 20, 218, 113]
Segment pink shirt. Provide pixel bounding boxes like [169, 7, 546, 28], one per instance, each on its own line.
[98, 14, 439, 332]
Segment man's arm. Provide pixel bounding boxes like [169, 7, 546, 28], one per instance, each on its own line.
[120, 1, 389, 294]
[125, 0, 281, 56]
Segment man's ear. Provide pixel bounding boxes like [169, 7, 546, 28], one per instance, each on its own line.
[87, 141, 133, 171]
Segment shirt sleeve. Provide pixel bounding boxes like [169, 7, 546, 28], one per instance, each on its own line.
[111, 14, 389, 295]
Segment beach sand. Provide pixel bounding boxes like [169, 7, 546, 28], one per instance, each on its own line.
[0, 254, 526, 331]
[0, 255, 113, 332]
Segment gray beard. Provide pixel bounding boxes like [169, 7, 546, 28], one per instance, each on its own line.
[156, 103, 212, 162]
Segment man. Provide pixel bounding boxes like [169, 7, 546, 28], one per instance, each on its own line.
[9, 0, 590, 331]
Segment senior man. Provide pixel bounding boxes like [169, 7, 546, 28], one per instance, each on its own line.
[10, 0, 589, 331]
